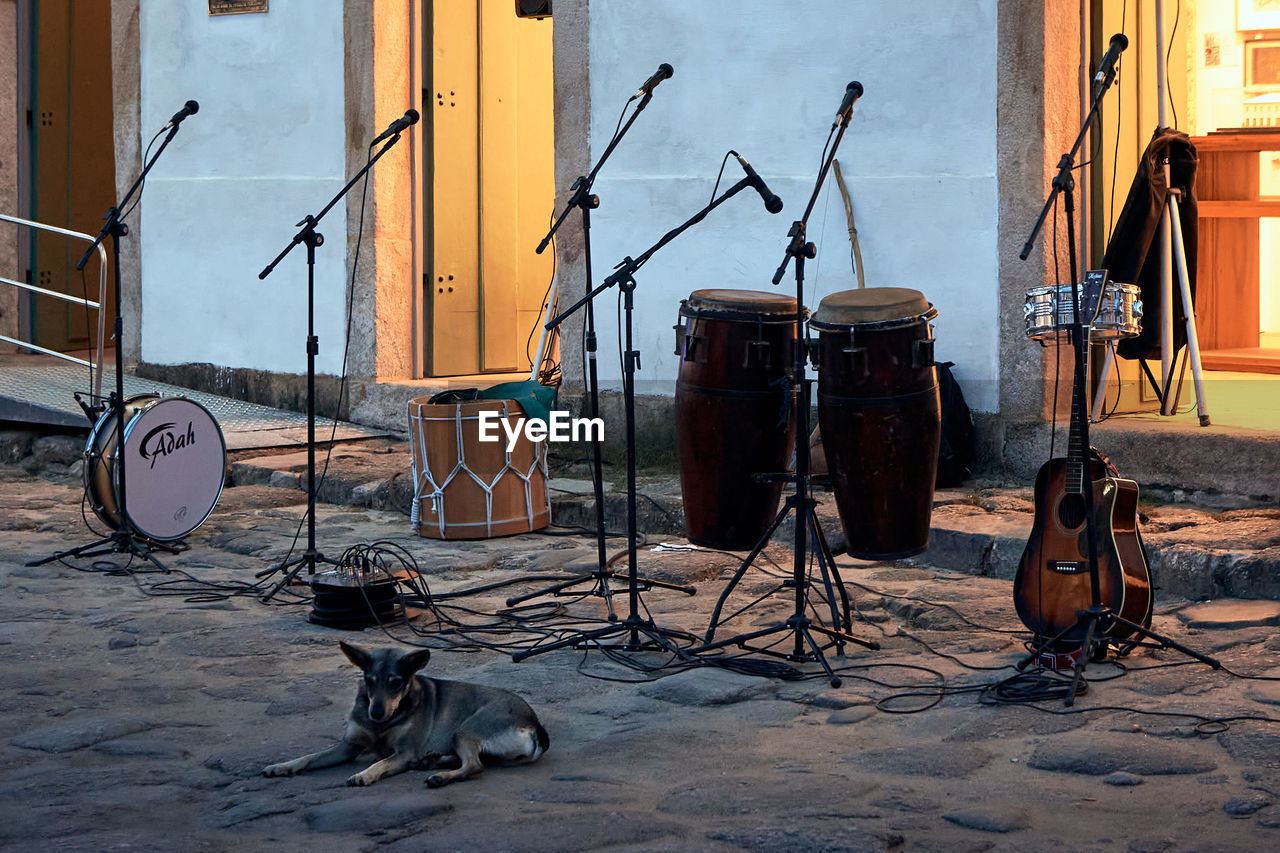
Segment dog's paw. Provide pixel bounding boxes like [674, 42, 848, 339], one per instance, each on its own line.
[263, 763, 297, 777]
[346, 772, 373, 787]
[425, 773, 450, 788]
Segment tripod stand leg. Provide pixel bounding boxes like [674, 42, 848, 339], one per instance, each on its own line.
[1065, 611, 1099, 708]
[808, 510, 852, 633]
[704, 499, 792, 642]
[1103, 611, 1221, 669]
[1167, 191, 1210, 426]
[797, 622, 842, 688]
[26, 537, 115, 567]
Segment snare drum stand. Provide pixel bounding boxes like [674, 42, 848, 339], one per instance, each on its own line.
[687, 84, 879, 687]
[28, 118, 194, 573]
[256, 130, 409, 602]
[505, 85, 695, 617]
[513, 172, 768, 662]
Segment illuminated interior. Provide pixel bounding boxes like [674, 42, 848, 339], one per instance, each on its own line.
[1089, 0, 1280, 427]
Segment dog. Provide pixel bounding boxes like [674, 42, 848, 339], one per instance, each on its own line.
[263, 641, 549, 787]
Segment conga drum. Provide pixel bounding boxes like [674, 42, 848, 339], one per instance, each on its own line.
[810, 287, 941, 559]
[407, 398, 551, 539]
[674, 289, 801, 550]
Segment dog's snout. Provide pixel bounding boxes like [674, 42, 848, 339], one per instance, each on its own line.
[369, 702, 388, 721]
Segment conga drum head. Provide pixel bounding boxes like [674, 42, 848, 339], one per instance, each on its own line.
[810, 287, 934, 330]
[683, 289, 799, 321]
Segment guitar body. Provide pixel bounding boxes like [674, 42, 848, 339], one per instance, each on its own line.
[1013, 453, 1152, 643]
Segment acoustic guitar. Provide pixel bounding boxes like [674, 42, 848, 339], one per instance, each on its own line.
[1013, 276, 1153, 643]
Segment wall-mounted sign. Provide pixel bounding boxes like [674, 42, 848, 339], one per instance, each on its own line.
[209, 0, 268, 15]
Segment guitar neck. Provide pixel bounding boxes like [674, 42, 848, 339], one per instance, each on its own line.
[1065, 358, 1086, 497]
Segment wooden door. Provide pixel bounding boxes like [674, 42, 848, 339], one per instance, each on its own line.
[427, 0, 554, 376]
[30, 0, 116, 353]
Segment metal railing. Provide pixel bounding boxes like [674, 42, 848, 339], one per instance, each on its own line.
[0, 213, 108, 399]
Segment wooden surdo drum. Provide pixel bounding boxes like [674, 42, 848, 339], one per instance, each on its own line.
[810, 287, 941, 559]
[407, 398, 551, 540]
[674, 289, 801, 550]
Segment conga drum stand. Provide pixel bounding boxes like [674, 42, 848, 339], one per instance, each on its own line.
[28, 112, 196, 573]
[689, 83, 880, 688]
[513, 168, 768, 661]
[256, 125, 413, 601]
[506, 80, 694, 617]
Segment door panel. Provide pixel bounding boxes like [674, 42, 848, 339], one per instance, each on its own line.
[31, 0, 116, 353]
[428, 1, 553, 377]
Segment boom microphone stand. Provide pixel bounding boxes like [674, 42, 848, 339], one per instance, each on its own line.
[506, 64, 694, 617]
[1018, 38, 1218, 703]
[512, 169, 768, 661]
[688, 82, 879, 688]
[28, 101, 202, 573]
[257, 111, 419, 602]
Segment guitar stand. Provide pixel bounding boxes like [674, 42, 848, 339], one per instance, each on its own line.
[1019, 605, 1220, 706]
[1018, 46, 1218, 705]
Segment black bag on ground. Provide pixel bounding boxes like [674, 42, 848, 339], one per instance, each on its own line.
[935, 361, 974, 488]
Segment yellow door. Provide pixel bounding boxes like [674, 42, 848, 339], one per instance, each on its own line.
[428, 0, 554, 376]
[30, 0, 116, 353]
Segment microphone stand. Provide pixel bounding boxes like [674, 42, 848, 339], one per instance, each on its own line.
[28, 119, 192, 572]
[512, 176, 761, 661]
[1017, 59, 1218, 702]
[505, 87, 695, 616]
[257, 131, 406, 602]
[686, 93, 878, 688]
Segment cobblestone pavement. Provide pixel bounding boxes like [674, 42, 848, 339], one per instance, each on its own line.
[2, 439, 1280, 852]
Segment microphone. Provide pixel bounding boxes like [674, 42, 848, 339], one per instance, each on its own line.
[637, 63, 674, 97]
[167, 100, 199, 128]
[835, 81, 863, 124]
[733, 151, 783, 214]
[1093, 33, 1128, 86]
[371, 109, 420, 144]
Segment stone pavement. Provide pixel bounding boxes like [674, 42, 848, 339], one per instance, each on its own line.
[2, 432, 1280, 851]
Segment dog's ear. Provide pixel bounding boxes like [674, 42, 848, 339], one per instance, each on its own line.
[339, 641, 372, 671]
[398, 648, 431, 676]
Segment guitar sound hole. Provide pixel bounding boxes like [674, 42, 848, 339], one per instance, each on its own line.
[1058, 494, 1087, 530]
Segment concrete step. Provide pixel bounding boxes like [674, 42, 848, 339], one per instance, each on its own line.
[223, 442, 1280, 607]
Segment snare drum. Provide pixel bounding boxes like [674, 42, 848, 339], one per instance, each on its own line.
[810, 287, 941, 560]
[1024, 281, 1142, 341]
[85, 394, 227, 541]
[675, 289, 801, 550]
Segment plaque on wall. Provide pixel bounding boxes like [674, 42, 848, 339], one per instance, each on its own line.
[209, 0, 268, 15]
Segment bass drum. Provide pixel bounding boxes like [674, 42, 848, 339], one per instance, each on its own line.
[85, 394, 227, 541]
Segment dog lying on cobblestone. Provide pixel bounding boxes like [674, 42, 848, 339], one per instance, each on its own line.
[263, 641, 549, 787]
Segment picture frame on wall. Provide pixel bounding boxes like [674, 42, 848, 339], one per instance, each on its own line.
[1239, 0, 1280, 32]
[1245, 38, 1280, 91]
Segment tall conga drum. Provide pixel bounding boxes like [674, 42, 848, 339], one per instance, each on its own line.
[810, 287, 941, 559]
[675, 289, 800, 550]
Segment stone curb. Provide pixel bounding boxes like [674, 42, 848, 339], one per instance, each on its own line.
[226, 456, 1280, 605]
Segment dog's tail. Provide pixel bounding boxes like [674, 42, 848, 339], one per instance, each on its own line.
[533, 721, 550, 758]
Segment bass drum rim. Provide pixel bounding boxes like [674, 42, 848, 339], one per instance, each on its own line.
[85, 394, 227, 542]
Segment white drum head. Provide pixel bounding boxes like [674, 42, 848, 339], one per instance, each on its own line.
[119, 397, 226, 540]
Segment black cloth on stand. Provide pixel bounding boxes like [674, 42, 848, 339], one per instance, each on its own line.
[1100, 127, 1198, 362]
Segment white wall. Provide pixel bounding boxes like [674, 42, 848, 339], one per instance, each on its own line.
[584, 0, 999, 411]
[138, 0, 348, 374]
